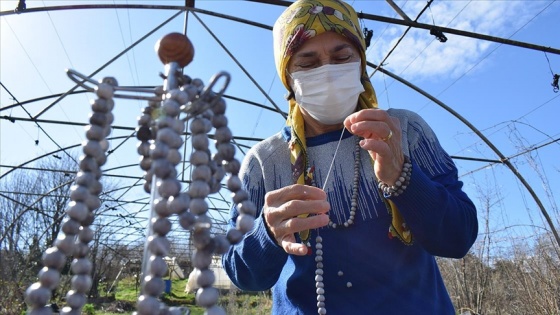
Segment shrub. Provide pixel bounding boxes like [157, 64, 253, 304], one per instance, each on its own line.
[83, 303, 96, 315]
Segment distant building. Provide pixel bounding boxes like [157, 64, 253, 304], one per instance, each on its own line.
[185, 255, 235, 292]
[210, 255, 235, 290]
[164, 256, 185, 279]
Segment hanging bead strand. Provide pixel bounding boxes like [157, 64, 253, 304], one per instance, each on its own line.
[25, 32, 259, 315]
[315, 235, 326, 315]
[316, 135, 362, 315]
[327, 136, 361, 229]
[24, 77, 117, 315]
[136, 34, 194, 315]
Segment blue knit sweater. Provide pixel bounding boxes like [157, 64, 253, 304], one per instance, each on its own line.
[222, 109, 478, 315]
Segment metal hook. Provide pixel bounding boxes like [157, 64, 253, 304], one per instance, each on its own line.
[202, 71, 231, 99]
[182, 71, 231, 118]
[66, 69, 162, 101]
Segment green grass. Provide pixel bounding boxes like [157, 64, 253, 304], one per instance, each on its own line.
[112, 277, 141, 302]
[94, 277, 270, 315]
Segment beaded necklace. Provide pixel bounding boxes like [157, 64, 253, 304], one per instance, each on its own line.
[306, 130, 362, 315]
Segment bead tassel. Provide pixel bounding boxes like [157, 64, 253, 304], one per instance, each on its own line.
[314, 136, 362, 314]
[378, 155, 412, 198]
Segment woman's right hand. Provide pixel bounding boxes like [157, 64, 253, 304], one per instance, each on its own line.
[263, 184, 330, 256]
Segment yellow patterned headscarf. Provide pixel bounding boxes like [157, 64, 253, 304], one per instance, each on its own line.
[273, 0, 411, 245]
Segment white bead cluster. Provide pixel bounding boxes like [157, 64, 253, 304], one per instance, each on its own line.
[315, 136, 362, 315]
[377, 155, 412, 198]
[135, 72, 256, 315]
[25, 69, 256, 315]
[24, 78, 117, 315]
[315, 235, 326, 315]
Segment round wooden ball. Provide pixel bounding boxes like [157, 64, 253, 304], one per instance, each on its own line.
[155, 32, 194, 67]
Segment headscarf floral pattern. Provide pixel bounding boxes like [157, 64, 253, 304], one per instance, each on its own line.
[272, 0, 411, 245]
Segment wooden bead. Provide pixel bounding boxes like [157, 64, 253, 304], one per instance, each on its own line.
[65, 290, 86, 309]
[231, 189, 249, 204]
[178, 211, 196, 230]
[71, 259, 93, 276]
[192, 164, 212, 181]
[66, 201, 89, 224]
[192, 231, 212, 251]
[167, 193, 190, 214]
[155, 32, 194, 67]
[73, 242, 90, 258]
[143, 275, 164, 296]
[149, 255, 168, 277]
[197, 269, 216, 288]
[137, 295, 161, 315]
[148, 235, 170, 256]
[25, 283, 51, 307]
[205, 305, 226, 315]
[226, 228, 243, 245]
[213, 234, 230, 255]
[78, 226, 94, 243]
[28, 306, 52, 315]
[188, 180, 210, 198]
[152, 217, 172, 236]
[236, 214, 254, 233]
[190, 198, 208, 215]
[42, 247, 66, 269]
[196, 287, 219, 308]
[71, 275, 92, 293]
[39, 267, 60, 290]
[192, 250, 212, 269]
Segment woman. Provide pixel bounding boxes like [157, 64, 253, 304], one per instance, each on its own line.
[222, 0, 478, 314]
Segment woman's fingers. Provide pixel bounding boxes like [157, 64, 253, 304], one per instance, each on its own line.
[344, 110, 404, 185]
[280, 214, 330, 255]
[266, 184, 327, 204]
[265, 199, 330, 234]
[282, 237, 309, 256]
[264, 184, 329, 225]
[345, 109, 392, 137]
[263, 184, 330, 255]
[266, 199, 330, 222]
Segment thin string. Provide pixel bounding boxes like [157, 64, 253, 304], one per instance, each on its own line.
[544, 51, 555, 76]
[315, 127, 351, 315]
[321, 128, 348, 190]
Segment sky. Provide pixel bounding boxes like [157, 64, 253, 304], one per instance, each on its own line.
[1, 0, 559, 256]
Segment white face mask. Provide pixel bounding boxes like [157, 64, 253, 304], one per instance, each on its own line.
[290, 61, 364, 125]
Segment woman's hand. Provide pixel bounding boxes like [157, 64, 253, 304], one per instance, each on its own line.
[344, 109, 404, 185]
[263, 184, 330, 256]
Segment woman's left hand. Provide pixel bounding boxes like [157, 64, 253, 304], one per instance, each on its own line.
[344, 109, 404, 186]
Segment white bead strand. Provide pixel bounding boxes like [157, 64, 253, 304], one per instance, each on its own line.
[25, 77, 117, 315]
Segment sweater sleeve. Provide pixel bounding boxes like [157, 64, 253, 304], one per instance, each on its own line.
[389, 109, 478, 258]
[221, 151, 289, 291]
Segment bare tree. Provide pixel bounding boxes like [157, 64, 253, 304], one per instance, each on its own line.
[0, 161, 71, 314]
[0, 152, 127, 313]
